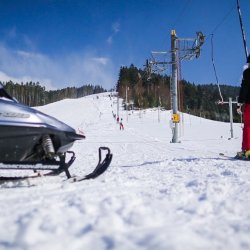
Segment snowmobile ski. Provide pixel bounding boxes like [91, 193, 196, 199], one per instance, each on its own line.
[0, 148, 112, 182]
[69, 147, 112, 182]
[0, 151, 76, 181]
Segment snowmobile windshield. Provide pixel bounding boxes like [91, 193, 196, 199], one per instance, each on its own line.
[0, 84, 16, 102]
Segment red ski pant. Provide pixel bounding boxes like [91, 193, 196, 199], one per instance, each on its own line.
[242, 104, 250, 150]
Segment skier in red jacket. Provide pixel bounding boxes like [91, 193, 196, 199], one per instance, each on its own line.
[237, 54, 250, 158]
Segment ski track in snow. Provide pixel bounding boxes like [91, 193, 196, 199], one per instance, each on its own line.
[0, 93, 250, 250]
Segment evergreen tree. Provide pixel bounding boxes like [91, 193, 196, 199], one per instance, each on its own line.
[116, 65, 241, 122]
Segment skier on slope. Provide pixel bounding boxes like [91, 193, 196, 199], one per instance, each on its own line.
[236, 54, 250, 158]
[120, 118, 124, 130]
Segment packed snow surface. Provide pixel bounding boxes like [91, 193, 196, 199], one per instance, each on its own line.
[0, 93, 250, 250]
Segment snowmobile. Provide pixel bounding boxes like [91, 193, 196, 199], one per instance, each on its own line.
[0, 83, 112, 182]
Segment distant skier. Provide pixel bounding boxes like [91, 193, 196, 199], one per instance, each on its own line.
[236, 54, 250, 159]
[120, 118, 124, 130]
[116, 116, 119, 123]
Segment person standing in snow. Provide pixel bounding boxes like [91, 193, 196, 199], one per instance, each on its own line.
[120, 118, 124, 130]
[236, 54, 250, 158]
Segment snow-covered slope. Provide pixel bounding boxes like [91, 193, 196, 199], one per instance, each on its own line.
[0, 93, 249, 250]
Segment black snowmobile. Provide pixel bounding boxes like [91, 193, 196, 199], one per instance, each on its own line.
[0, 83, 112, 182]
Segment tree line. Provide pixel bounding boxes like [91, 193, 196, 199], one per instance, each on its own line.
[1, 65, 242, 123]
[116, 64, 241, 122]
[1, 81, 107, 106]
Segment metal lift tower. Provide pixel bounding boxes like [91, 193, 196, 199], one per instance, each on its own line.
[146, 30, 205, 143]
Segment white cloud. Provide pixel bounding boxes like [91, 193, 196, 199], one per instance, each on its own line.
[92, 57, 109, 65]
[106, 36, 113, 45]
[0, 71, 55, 90]
[0, 44, 116, 90]
[106, 21, 120, 45]
[112, 22, 120, 33]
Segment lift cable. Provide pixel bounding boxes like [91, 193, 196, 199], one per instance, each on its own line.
[237, 0, 249, 60]
[211, 4, 234, 34]
[209, 2, 240, 103]
[172, 0, 192, 28]
[210, 34, 224, 103]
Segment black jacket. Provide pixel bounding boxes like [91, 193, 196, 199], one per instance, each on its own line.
[238, 67, 250, 104]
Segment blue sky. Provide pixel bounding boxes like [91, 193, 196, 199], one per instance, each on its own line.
[0, 0, 249, 90]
